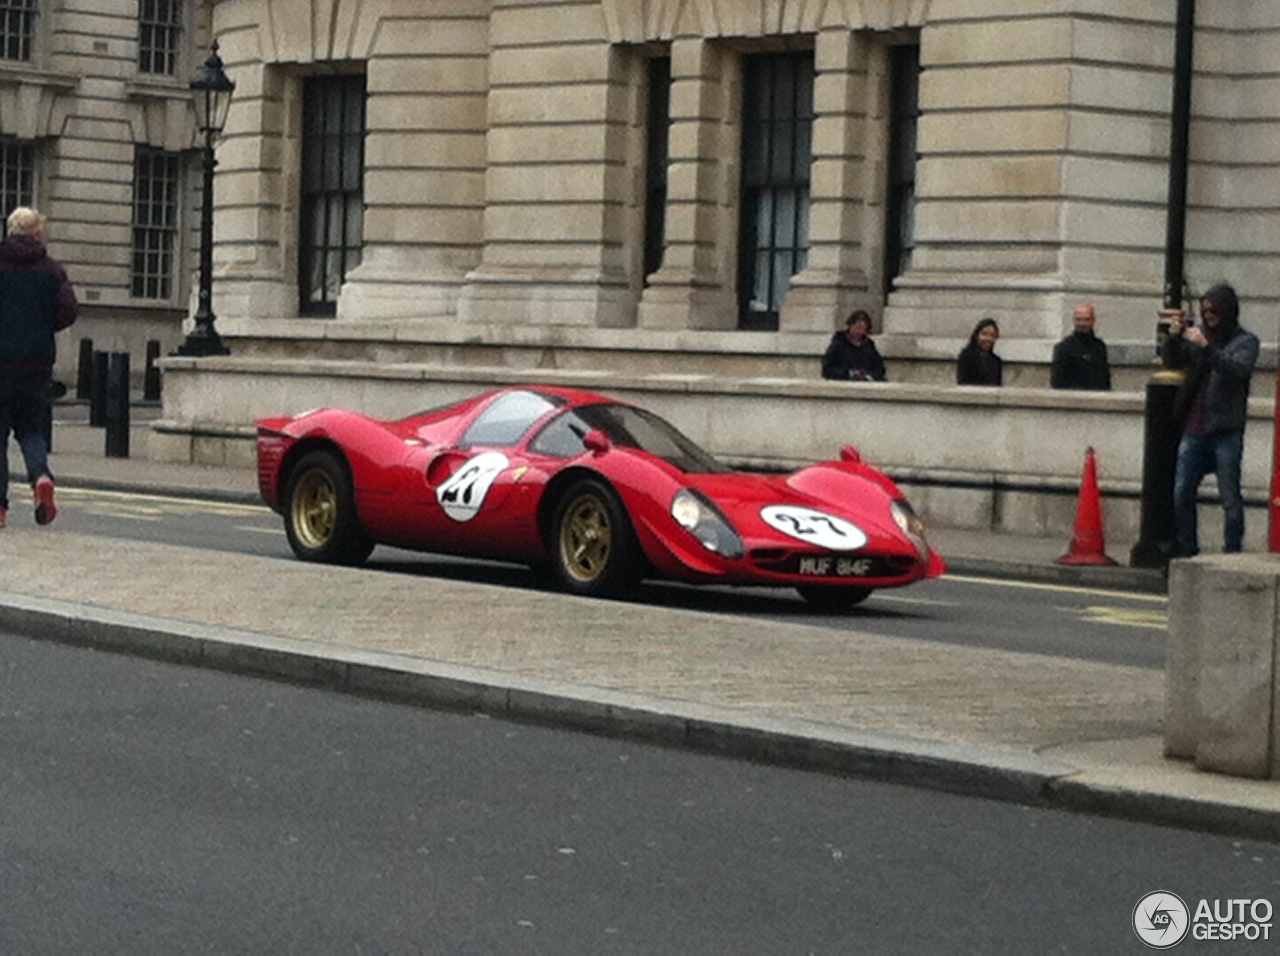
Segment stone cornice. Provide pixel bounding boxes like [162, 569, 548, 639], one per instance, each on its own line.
[599, 0, 931, 43]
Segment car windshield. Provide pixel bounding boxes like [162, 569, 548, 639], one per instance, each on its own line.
[530, 402, 731, 473]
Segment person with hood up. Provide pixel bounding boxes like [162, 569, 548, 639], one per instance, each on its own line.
[0, 206, 78, 529]
[1162, 282, 1258, 556]
[822, 309, 888, 382]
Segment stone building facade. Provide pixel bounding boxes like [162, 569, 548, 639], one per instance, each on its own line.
[198, 0, 1280, 383]
[0, 0, 209, 365]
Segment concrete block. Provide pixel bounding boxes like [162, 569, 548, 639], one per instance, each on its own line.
[1165, 554, 1280, 779]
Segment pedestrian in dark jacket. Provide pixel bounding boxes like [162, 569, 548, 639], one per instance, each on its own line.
[822, 309, 888, 382]
[0, 207, 78, 528]
[956, 318, 1003, 386]
[1051, 302, 1111, 390]
[1162, 282, 1258, 556]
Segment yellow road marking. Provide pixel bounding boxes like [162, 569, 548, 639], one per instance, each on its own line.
[1071, 605, 1169, 630]
[945, 573, 1167, 604]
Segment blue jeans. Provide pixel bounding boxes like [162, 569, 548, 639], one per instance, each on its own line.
[0, 368, 53, 510]
[1173, 429, 1244, 557]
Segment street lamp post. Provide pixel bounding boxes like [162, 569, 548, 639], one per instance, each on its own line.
[1130, 0, 1196, 569]
[174, 42, 235, 357]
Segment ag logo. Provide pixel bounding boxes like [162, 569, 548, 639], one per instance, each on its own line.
[760, 505, 867, 551]
[1133, 891, 1190, 948]
[435, 451, 509, 521]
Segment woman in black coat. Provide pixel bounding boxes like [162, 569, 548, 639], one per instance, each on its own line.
[956, 318, 1003, 386]
[822, 310, 888, 382]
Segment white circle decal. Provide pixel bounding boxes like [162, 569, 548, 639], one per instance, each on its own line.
[435, 452, 510, 521]
[760, 505, 867, 551]
[1132, 891, 1190, 949]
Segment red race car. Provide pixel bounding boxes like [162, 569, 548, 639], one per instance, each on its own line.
[255, 385, 945, 609]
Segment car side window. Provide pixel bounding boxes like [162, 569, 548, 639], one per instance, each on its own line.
[529, 411, 589, 458]
[460, 390, 560, 447]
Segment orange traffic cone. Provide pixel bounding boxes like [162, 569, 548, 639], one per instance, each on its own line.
[1056, 447, 1118, 566]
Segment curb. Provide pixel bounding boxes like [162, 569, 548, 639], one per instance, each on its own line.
[1, 591, 1271, 842]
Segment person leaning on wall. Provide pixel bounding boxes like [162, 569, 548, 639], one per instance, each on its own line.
[821, 309, 888, 382]
[1051, 302, 1111, 390]
[955, 318, 1003, 386]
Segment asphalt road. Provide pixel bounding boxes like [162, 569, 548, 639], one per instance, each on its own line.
[42, 486, 1168, 669]
[2, 631, 1276, 956]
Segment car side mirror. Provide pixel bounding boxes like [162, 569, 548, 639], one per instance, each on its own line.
[840, 444, 862, 463]
[583, 429, 611, 455]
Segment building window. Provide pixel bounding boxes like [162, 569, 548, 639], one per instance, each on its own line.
[643, 56, 671, 280]
[0, 138, 35, 215]
[0, 0, 37, 62]
[299, 73, 366, 316]
[884, 44, 919, 288]
[138, 0, 183, 76]
[738, 51, 814, 330]
[131, 147, 181, 300]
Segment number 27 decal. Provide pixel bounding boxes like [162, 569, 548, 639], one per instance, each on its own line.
[760, 505, 867, 551]
[435, 451, 510, 522]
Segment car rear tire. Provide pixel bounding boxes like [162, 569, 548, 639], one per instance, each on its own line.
[796, 585, 872, 612]
[551, 479, 641, 597]
[284, 450, 374, 566]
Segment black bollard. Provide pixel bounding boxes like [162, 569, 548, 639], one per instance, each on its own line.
[105, 352, 130, 459]
[89, 350, 109, 427]
[76, 337, 94, 400]
[1130, 375, 1183, 568]
[143, 339, 162, 401]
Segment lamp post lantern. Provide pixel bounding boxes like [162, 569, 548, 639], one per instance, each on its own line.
[175, 42, 235, 357]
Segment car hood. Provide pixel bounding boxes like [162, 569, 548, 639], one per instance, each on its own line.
[681, 467, 905, 547]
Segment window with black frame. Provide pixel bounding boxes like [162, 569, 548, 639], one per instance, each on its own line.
[643, 55, 671, 281]
[884, 43, 919, 288]
[138, 0, 183, 76]
[737, 50, 814, 331]
[299, 73, 366, 316]
[0, 0, 36, 62]
[131, 146, 181, 299]
[0, 138, 35, 215]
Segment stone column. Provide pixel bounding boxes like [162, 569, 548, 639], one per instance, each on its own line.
[780, 28, 875, 333]
[637, 38, 738, 331]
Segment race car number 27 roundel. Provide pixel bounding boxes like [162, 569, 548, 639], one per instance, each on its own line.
[759, 505, 867, 550]
[436, 451, 510, 521]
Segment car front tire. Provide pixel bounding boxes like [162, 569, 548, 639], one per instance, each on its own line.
[284, 450, 374, 566]
[796, 585, 872, 612]
[551, 479, 641, 597]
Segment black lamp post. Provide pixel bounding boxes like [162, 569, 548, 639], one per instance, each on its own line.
[175, 42, 235, 357]
[1130, 0, 1196, 569]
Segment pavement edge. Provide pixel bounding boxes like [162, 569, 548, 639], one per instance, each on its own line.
[1, 592, 1272, 842]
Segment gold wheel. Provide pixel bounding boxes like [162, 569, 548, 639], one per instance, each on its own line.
[290, 468, 338, 550]
[558, 493, 613, 583]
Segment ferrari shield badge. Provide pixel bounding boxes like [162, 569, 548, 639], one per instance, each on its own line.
[437, 451, 510, 521]
[760, 505, 867, 550]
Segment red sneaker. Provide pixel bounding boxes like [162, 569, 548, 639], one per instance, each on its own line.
[34, 476, 56, 525]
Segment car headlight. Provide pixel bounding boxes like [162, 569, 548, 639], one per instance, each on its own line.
[671, 489, 744, 559]
[891, 500, 928, 552]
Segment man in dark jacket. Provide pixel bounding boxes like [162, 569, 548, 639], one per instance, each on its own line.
[0, 207, 78, 528]
[821, 309, 888, 382]
[1050, 302, 1111, 390]
[1162, 283, 1258, 556]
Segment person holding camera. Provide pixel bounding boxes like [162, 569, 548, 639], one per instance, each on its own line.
[1162, 283, 1258, 557]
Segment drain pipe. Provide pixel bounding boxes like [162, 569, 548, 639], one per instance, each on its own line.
[1131, 0, 1196, 569]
